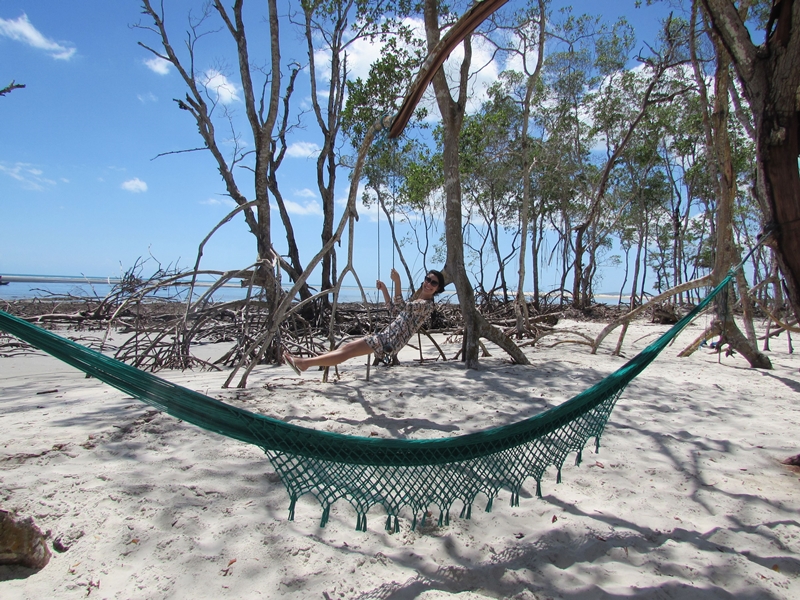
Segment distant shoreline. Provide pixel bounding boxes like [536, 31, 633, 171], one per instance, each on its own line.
[0, 274, 238, 287]
[0, 273, 622, 305]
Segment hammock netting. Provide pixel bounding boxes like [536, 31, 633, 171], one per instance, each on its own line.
[0, 273, 731, 531]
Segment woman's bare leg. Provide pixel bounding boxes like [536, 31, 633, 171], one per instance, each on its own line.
[284, 339, 373, 372]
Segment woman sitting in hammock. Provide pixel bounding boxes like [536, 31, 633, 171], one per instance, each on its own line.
[284, 268, 445, 374]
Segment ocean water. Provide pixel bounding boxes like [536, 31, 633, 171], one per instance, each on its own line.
[0, 275, 463, 305]
[0, 275, 615, 306]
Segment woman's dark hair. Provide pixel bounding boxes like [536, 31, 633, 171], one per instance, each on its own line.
[426, 269, 445, 295]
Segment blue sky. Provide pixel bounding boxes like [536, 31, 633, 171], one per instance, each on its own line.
[1, 1, 673, 293]
[1, 1, 308, 280]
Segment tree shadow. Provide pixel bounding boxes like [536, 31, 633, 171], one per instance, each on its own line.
[761, 371, 800, 395]
[343, 503, 798, 600]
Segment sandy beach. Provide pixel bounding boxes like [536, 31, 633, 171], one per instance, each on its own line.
[1, 316, 799, 598]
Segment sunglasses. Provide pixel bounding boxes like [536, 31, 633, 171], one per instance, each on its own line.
[424, 275, 439, 287]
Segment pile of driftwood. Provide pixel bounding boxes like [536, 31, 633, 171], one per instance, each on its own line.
[0, 268, 593, 375]
[17, 264, 760, 381]
[9, 274, 792, 379]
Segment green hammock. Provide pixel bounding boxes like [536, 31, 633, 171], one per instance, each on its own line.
[0, 273, 731, 531]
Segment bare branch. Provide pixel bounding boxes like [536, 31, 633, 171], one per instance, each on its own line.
[0, 80, 25, 97]
[150, 147, 208, 160]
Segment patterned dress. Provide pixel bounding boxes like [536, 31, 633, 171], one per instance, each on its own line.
[364, 298, 434, 359]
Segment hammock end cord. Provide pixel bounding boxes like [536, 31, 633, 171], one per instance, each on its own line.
[372, 113, 397, 147]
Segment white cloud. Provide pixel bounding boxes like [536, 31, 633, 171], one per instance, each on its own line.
[0, 14, 75, 60]
[306, 14, 503, 129]
[145, 56, 171, 75]
[286, 142, 321, 158]
[311, 16, 424, 84]
[121, 178, 148, 193]
[137, 92, 158, 103]
[0, 162, 56, 191]
[357, 186, 380, 223]
[311, 14, 499, 128]
[203, 193, 320, 215]
[197, 69, 240, 105]
[282, 199, 322, 216]
[200, 197, 237, 208]
[341, 37, 384, 82]
[294, 188, 317, 198]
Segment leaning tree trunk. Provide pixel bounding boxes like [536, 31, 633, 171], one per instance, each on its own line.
[701, 0, 800, 325]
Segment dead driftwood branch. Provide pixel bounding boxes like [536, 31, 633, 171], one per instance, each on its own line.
[592, 275, 715, 355]
[531, 327, 596, 349]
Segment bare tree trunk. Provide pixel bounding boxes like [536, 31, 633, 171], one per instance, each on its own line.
[139, 0, 293, 361]
[630, 234, 644, 307]
[531, 217, 542, 312]
[424, 0, 528, 367]
[515, 0, 547, 333]
[698, 7, 771, 368]
[701, 0, 800, 324]
[572, 224, 586, 308]
[267, 66, 312, 300]
[618, 244, 630, 305]
[302, 1, 353, 301]
[735, 270, 758, 346]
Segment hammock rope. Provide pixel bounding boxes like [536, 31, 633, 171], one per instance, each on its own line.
[1, 271, 735, 530]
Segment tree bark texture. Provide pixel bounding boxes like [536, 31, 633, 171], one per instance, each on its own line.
[707, 28, 771, 369]
[701, 0, 800, 323]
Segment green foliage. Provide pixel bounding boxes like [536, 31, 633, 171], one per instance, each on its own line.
[340, 0, 771, 304]
[342, 34, 424, 144]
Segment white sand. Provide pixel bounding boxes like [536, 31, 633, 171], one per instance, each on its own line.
[1, 317, 799, 598]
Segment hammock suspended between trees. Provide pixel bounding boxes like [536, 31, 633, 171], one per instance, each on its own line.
[0, 272, 734, 531]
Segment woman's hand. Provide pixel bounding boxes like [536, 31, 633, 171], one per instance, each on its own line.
[389, 268, 403, 302]
[377, 279, 392, 305]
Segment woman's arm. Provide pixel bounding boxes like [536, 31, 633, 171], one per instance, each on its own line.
[390, 268, 403, 303]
